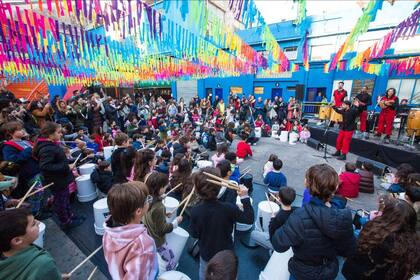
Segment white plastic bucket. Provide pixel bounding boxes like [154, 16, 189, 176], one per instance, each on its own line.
[259, 249, 293, 280]
[236, 196, 254, 231]
[197, 160, 213, 169]
[93, 198, 109, 235]
[279, 131, 288, 142]
[163, 197, 179, 223]
[257, 201, 280, 232]
[159, 271, 191, 280]
[76, 175, 98, 202]
[79, 163, 95, 176]
[33, 222, 46, 248]
[289, 132, 299, 145]
[255, 127, 262, 138]
[166, 227, 189, 265]
[103, 146, 115, 160]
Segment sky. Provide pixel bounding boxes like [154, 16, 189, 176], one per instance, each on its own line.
[254, 0, 367, 23]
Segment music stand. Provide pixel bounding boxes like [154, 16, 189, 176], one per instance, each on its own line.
[313, 120, 332, 161]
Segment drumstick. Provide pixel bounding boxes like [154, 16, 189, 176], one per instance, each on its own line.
[87, 266, 98, 280]
[345, 197, 355, 202]
[179, 187, 195, 216]
[170, 193, 193, 215]
[269, 193, 281, 204]
[16, 181, 38, 208]
[72, 154, 82, 166]
[20, 183, 54, 200]
[203, 172, 239, 190]
[206, 179, 240, 191]
[164, 183, 182, 198]
[68, 245, 103, 276]
[239, 169, 250, 179]
[265, 193, 274, 216]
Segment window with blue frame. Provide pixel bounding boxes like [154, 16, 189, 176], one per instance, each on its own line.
[386, 79, 420, 104]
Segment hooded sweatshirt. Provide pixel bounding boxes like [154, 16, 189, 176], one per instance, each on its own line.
[0, 245, 61, 280]
[103, 219, 158, 280]
[337, 171, 361, 198]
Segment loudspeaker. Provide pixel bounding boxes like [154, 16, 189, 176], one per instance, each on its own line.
[306, 138, 321, 150]
[301, 118, 309, 125]
[295, 84, 305, 101]
[356, 156, 391, 176]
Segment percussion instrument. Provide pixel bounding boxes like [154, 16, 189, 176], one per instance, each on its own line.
[165, 227, 189, 266]
[236, 196, 254, 231]
[256, 201, 280, 232]
[407, 109, 420, 137]
[159, 271, 191, 280]
[33, 222, 46, 248]
[103, 146, 115, 160]
[319, 105, 331, 120]
[288, 132, 299, 145]
[279, 130, 288, 142]
[75, 175, 98, 202]
[196, 160, 213, 169]
[93, 198, 109, 235]
[259, 249, 293, 280]
[79, 163, 95, 176]
[163, 196, 179, 223]
[330, 110, 343, 123]
[240, 173, 253, 194]
[255, 127, 262, 138]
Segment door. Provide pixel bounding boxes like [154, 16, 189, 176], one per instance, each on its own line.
[205, 88, 212, 99]
[215, 88, 223, 101]
[271, 88, 282, 101]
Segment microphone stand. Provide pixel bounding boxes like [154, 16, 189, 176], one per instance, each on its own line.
[313, 119, 332, 161]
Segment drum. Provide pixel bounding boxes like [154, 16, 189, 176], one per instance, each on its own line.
[319, 106, 331, 120]
[255, 127, 262, 138]
[236, 196, 254, 231]
[93, 198, 109, 235]
[33, 222, 46, 248]
[165, 227, 189, 265]
[103, 146, 115, 160]
[163, 196, 179, 223]
[240, 173, 253, 194]
[407, 109, 420, 137]
[79, 163, 95, 175]
[259, 249, 293, 280]
[256, 201, 280, 232]
[159, 271, 191, 280]
[289, 132, 299, 145]
[279, 130, 288, 142]
[196, 160, 213, 169]
[75, 175, 98, 202]
[330, 110, 343, 123]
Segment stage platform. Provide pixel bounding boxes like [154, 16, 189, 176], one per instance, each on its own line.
[308, 125, 420, 171]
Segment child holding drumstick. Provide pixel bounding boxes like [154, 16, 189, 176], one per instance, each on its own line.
[143, 173, 183, 271]
[190, 167, 254, 280]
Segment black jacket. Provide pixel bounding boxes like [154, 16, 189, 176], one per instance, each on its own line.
[111, 147, 128, 184]
[333, 106, 362, 131]
[269, 207, 297, 240]
[190, 198, 254, 261]
[271, 198, 355, 280]
[355, 93, 372, 111]
[91, 168, 113, 194]
[33, 140, 73, 191]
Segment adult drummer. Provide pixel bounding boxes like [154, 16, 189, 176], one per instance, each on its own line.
[375, 88, 399, 144]
[330, 81, 347, 126]
[355, 86, 372, 139]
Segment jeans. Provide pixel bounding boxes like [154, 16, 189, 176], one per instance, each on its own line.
[250, 230, 274, 250]
[199, 257, 208, 280]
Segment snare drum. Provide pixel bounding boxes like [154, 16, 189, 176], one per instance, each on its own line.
[330, 110, 343, 123]
[319, 106, 331, 120]
[407, 109, 420, 137]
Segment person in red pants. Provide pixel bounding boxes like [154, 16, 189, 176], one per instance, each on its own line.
[329, 81, 348, 127]
[332, 100, 362, 160]
[355, 86, 372, 139]
[375, 88, 399, 144]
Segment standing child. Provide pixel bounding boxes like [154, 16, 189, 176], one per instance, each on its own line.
[337, 163, 361, 198]
[263, 159, 287, 193]
[103, 182, 158, 280]
[263, 154, 278, 178]
[143, 173, 182, 272]
[111, 133, 130, 184]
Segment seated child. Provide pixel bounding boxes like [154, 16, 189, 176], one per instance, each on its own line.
[190, 167, 254, 280]
[216, 160, 238, 205]
[0, 208, 62, 280]
[211, 143, 228, 167]
[205, 250, 238, 280]
[224, 152, 240, 183]
[143, 173, 182, 272]
[103, 182, 158, 280]
[405, 184, 420, 232]
[156, 150, 171, 175]
[250, 187, 297, 250]
[263, 154, 278, 178]
[337, 163, 361, 198]
[132, 134, 145, 151]
[264, 159, 287, 193]
[388, 163, 415, 193]
[111, 133, 130, 184]
[91, 160, 113, 194]
[299, 125, 311, 143]
[236, 134, 252, 161]
[357, 161, 374, 194]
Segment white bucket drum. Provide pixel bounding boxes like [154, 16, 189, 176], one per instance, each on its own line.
[165, 227, 189, 265]
[33, 222, 46, 248]
[197, 160, 213, 169]
[163, 196, 179, 223]
[289, 132, 299, 145]
[257, 201, 280, 232]
[255, 127, 262, 138]
[103, 146, 115, 160]
[159, 271, 191, 280]
[93, 198, 109, 235]
[279, 131, 288, 142]
[236, 196, 254, 231]
[76, 175, 98, 202]
[271, 131, 279, 138]
[79, 163, 95, 175]
[259, 249, 293, 280]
